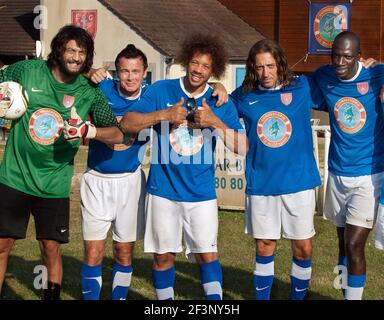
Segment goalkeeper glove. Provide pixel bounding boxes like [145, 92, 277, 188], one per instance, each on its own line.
[63, 107, 97, 140]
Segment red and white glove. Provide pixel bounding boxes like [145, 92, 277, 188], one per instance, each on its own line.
[63, 107, 97, 140]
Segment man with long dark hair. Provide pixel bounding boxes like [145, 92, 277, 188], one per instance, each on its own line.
[232, 39, 323, 300]
[0, 25, 124, 299]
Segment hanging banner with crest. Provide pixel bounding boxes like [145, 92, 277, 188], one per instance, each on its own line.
[71, 10, 97, 39]
[308, 2, 351, 54]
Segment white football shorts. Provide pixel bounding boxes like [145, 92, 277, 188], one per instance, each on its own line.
[374, 203, 384, 250]
[81, 168, 146, 242]
[324, 172, 384, 229]
[245, 189, 316, 240]
[144, 194, 218, 257]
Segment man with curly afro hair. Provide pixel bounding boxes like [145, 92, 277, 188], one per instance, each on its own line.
[120, 33, 248, 300]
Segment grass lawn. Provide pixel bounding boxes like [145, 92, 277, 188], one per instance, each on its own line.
[0, 143, 383, 300]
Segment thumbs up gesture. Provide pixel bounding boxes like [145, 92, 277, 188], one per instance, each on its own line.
[194, 98, 218, 128]
[166, 97, 187, 127]
[63, 107, 97, 140]
[89, 63, 112, 84]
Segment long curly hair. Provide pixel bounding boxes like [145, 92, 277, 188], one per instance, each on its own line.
[242, 39, 295, 93]
[176, 33, 228, 79]
[47, 25, 94, 74]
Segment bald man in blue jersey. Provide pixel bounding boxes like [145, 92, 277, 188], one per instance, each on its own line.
[313, 31, 384, 300]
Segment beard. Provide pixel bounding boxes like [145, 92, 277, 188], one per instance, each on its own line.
[58, 59, 86, 77]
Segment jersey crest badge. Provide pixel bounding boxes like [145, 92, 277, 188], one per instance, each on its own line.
[170, 123, 203, 156]
[280, 93, 292, 106]
[29, 108, 64, 145]
[356, 82, 369, 95]
[334, 97, 366, 134]
[63, 95, 75, 109]
[257, 111, 292, 148]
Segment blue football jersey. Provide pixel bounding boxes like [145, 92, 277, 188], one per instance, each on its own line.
[232, 75, 322, 195]
[87, 79, 149, 173]
[130, 78, 243, 202]
[313, 63, 384, 176]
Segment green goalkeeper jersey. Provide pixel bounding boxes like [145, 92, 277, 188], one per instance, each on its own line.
[0, 59, 118, 198]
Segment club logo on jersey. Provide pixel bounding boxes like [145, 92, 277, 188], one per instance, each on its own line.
[357, 82, 369, 95]
[257, 111, 292, 148]
[334, 97, 366, 134]
[280, 93, 292, 106]
[313, 6, 348, 48]
[107, 116, 136, 151]
[170, 122, 203, 156]
[62, 95, 75, 109]
[29, 108, 63, 145]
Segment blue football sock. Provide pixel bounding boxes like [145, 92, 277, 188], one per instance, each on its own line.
[81, 264, 102, 300]
[345, 274, 366, 300]
[112, 263, 132, 300]
[253, 254, 274, 300]
[153, 266, 175, 300]
[290, 257, 312, 300]
[337, 256, 348, 297]
[199, 259, 223, 300]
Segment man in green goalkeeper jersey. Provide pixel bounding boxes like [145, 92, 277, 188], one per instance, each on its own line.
[0, 25, 124, 299]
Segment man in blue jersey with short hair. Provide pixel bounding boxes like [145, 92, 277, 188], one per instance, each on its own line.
[120, 33, 248, 300]
[313, 31, 384, 300]
[80, 43, 230, 300]
[79, 44, 149, 300]
[231, 39, 323, 300]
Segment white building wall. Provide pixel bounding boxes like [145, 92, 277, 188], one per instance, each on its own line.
[39, 0, 243, 89]
[40, 0, 164, 81]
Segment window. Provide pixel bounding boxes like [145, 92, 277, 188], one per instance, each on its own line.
[232, 65, 246, 90]
[236, 67, 246, 88]
[143, 71, 152, 85]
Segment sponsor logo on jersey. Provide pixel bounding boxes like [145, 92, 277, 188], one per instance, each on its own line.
[280, 93, 292, 106]
[357, 82, 369, 95]
[334, 97, 366, 134]
[257, 111, 292, 148]
[313, 6, 348, 48]
[62, 95, 75, 108]
[249, 100, 259, 105]
[29, 108, 63, 145]
[256, 286, 269, 291]
[107, 116, 136, 151]
[170, 122, 203, 156]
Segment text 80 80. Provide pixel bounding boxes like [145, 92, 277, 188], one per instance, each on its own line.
[215, 177, 244, 190]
